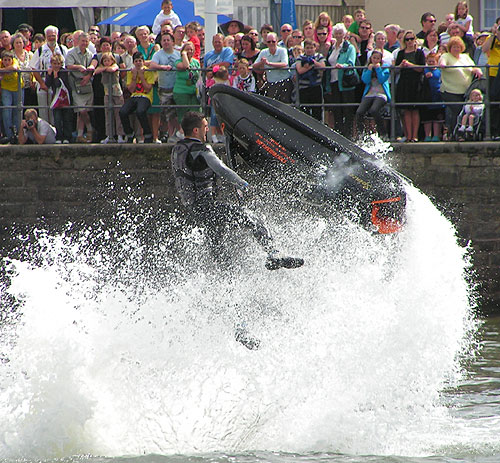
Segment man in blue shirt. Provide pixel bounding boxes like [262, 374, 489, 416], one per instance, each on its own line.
[203, 33, 234, 69]
[149, 32, 181, 141]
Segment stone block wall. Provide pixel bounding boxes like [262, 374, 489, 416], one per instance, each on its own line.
[1, 142, 500, 314]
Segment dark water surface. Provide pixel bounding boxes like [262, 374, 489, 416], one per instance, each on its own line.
[1, 184, 499, 462]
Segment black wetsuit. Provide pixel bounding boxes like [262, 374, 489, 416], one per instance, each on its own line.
[171, 137, 273, 260]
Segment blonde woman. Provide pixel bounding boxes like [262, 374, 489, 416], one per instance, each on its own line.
[439, 35, 482, 137]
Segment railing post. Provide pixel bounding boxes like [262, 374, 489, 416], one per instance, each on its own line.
[107, 73, 116, 140]
[389, 65, 396, 141]
[17, 71, 24, 132]
[294, 65, 300, 110]
[484, 66, 491, 141]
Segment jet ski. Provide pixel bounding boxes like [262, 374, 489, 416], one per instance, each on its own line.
[209, 84, 406, 234]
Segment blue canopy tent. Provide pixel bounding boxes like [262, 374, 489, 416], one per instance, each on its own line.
[98, 0, 232, 27]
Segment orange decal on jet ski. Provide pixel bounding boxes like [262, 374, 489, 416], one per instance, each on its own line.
[255, 132, 295, 164]
[370, 197, 403, 234]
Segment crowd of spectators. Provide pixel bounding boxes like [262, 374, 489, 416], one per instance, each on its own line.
[1, 0, 500, 144]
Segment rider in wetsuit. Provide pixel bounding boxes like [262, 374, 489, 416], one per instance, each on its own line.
[171, 111, 304, 271]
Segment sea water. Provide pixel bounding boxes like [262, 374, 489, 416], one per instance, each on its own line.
[0, 141, 499, 462]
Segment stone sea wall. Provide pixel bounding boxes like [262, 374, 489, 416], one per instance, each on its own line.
[1, 143, 499, 313]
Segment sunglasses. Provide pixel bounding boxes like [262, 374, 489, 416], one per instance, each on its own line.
[317, 32, 327, 36]
[426, 19, 437, 23]
[249, 32, 258, 35]
[267, 40, 277, 43]
[359, 26, 371, 29]
[281, 29, 292, 32]
[405, 37, 416, 41]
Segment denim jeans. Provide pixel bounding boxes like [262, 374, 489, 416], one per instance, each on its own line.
[53, 107, 74, 141]
[2, 88, 21, 138]
[356, 96, 388, 136]
[119, 96, 151, 137]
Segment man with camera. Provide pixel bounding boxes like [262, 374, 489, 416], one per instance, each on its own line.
[482, 22, 500, 139]
[18, 108, 57, 145]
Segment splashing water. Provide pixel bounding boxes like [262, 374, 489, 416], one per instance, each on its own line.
[0, 157, 482, 459]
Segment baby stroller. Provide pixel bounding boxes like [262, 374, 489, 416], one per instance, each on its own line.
[452, 77, 487, 141]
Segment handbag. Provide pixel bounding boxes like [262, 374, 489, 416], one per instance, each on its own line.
[342, 68, 360, 88]
[75, 83, 93, 94]
[50, 81, 71, 109]
[339, 41, 360, 88]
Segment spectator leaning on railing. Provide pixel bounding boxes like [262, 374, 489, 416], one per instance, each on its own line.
[149, 32, 181, 142]
[1, 50, 22, 143]
[204, 33, 234, 69]
[253, 32, 293, 103]
[45, 53, 72, 143]
[29, 25, 67, 123]
[356, 48, 391, 140]
[65, 32, 95, 143]
[295, 39, 326, 121]
[119, 51, 157, 143]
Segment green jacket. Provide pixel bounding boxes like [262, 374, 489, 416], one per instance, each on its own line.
[323, 40, 357, 93]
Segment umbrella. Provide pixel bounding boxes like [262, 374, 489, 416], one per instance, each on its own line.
[99, 0, 231, 27]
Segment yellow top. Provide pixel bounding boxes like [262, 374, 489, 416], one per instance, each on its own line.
[487, 36, 500, 77]
[0, 57, 22, 91]
[126, 68, 157, 103]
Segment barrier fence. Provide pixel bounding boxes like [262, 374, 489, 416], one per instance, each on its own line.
[1, 64, 498, 142]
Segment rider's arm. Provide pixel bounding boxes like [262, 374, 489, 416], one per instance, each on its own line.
[197, 146, 249, 188]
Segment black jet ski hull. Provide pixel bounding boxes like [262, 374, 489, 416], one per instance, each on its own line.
[209, 84, 406, 234]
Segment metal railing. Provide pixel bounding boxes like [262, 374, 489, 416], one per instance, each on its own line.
[290, 63, 498, 141]
[1, 63, 498, 142]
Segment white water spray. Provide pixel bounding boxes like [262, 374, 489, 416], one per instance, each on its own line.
[0, 156, 480, 459]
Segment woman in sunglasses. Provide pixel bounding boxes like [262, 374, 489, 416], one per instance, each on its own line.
[315, 26, 332, 57]
[394, 30, 426, 142]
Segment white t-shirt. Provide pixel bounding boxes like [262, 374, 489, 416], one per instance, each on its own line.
[152, 11, 182, 35]
[24, 118, 57, 144]
[456, 15, 474, 36]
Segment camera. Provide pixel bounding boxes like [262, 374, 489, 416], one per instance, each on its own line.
[300, 55, 315, 66]
[26, 119, 34, 128]
[9, 125, 18, 145]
